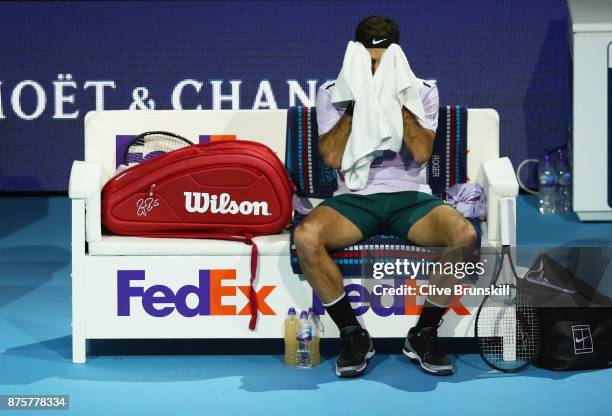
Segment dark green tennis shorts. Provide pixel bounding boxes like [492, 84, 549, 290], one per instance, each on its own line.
[319, 191, 447, 239]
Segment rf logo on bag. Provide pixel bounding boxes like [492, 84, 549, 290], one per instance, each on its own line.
[572, 324, 594, 355]
[136, 197, 160, 216]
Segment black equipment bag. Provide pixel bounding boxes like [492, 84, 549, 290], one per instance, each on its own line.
[520, 254, 612, 371]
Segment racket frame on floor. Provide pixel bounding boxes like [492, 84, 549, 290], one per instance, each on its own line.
[475, 245, 541, 372]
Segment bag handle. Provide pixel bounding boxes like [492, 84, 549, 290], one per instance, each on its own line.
[244, 234, 259, 330]
[141, 231, 260, 330]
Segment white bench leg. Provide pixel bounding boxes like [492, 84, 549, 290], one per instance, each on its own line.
[502, 305, 517, 362]
[72, 331, 87, 363]
[71, 199, 88, 364]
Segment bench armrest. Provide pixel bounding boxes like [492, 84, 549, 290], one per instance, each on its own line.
[480, 157, 518, 244]
[69, 161, 103, 242]
[69, 161, 102, 199]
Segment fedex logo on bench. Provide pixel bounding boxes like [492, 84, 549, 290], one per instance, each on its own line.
[312, 279, 470, 317]
[117, 269, 275, 317]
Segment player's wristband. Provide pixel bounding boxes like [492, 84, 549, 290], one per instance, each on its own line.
[344, 101, 355, 117]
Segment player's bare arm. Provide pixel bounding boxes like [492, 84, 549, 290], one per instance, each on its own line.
[401, 106, 435, 164]
[319, 113, 352, 169]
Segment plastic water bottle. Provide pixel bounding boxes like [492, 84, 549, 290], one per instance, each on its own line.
[296, 311, 312, 369]
[307, 308, 321, 366]
[283, 308, 299, 365]
[538, 153, 557, 214]
[555, 148, 572, 213]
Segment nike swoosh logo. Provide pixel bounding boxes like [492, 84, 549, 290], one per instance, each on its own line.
[575, 336, 589, 343]
[372, 38, 387, 45]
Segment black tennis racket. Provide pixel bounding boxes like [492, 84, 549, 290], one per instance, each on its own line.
[123, 131, 192, 167]
[475, 245, 540, 372]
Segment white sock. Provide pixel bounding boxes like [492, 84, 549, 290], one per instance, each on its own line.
[321, 292, 346, 307]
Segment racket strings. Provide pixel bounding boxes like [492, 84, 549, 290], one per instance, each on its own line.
[477, 289, 540, 371]
[125, 132, 191, 166]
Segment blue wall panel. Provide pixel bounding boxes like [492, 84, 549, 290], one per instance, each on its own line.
[0, 0, 570, 191]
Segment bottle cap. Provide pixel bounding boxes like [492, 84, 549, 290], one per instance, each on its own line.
[288, 307, 296, 316]
[558, 148, 567, 161]
[300, 311, 308, 319]
[308, 307, 316, 316]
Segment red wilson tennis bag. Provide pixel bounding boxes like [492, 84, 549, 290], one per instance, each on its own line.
[102, 140, 294, 329]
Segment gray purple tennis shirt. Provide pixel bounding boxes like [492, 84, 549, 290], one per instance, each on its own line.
[315, 79, 439, 196]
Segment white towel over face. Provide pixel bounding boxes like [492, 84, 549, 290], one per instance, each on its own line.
[331, 41, 425, 191]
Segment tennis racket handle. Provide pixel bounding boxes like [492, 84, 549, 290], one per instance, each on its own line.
[499, 197, 515, 246]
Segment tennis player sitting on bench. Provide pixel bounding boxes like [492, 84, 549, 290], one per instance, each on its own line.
[294, 16, 477, 377]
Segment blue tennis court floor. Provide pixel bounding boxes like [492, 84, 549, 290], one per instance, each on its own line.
[1, 195, 611, 415]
